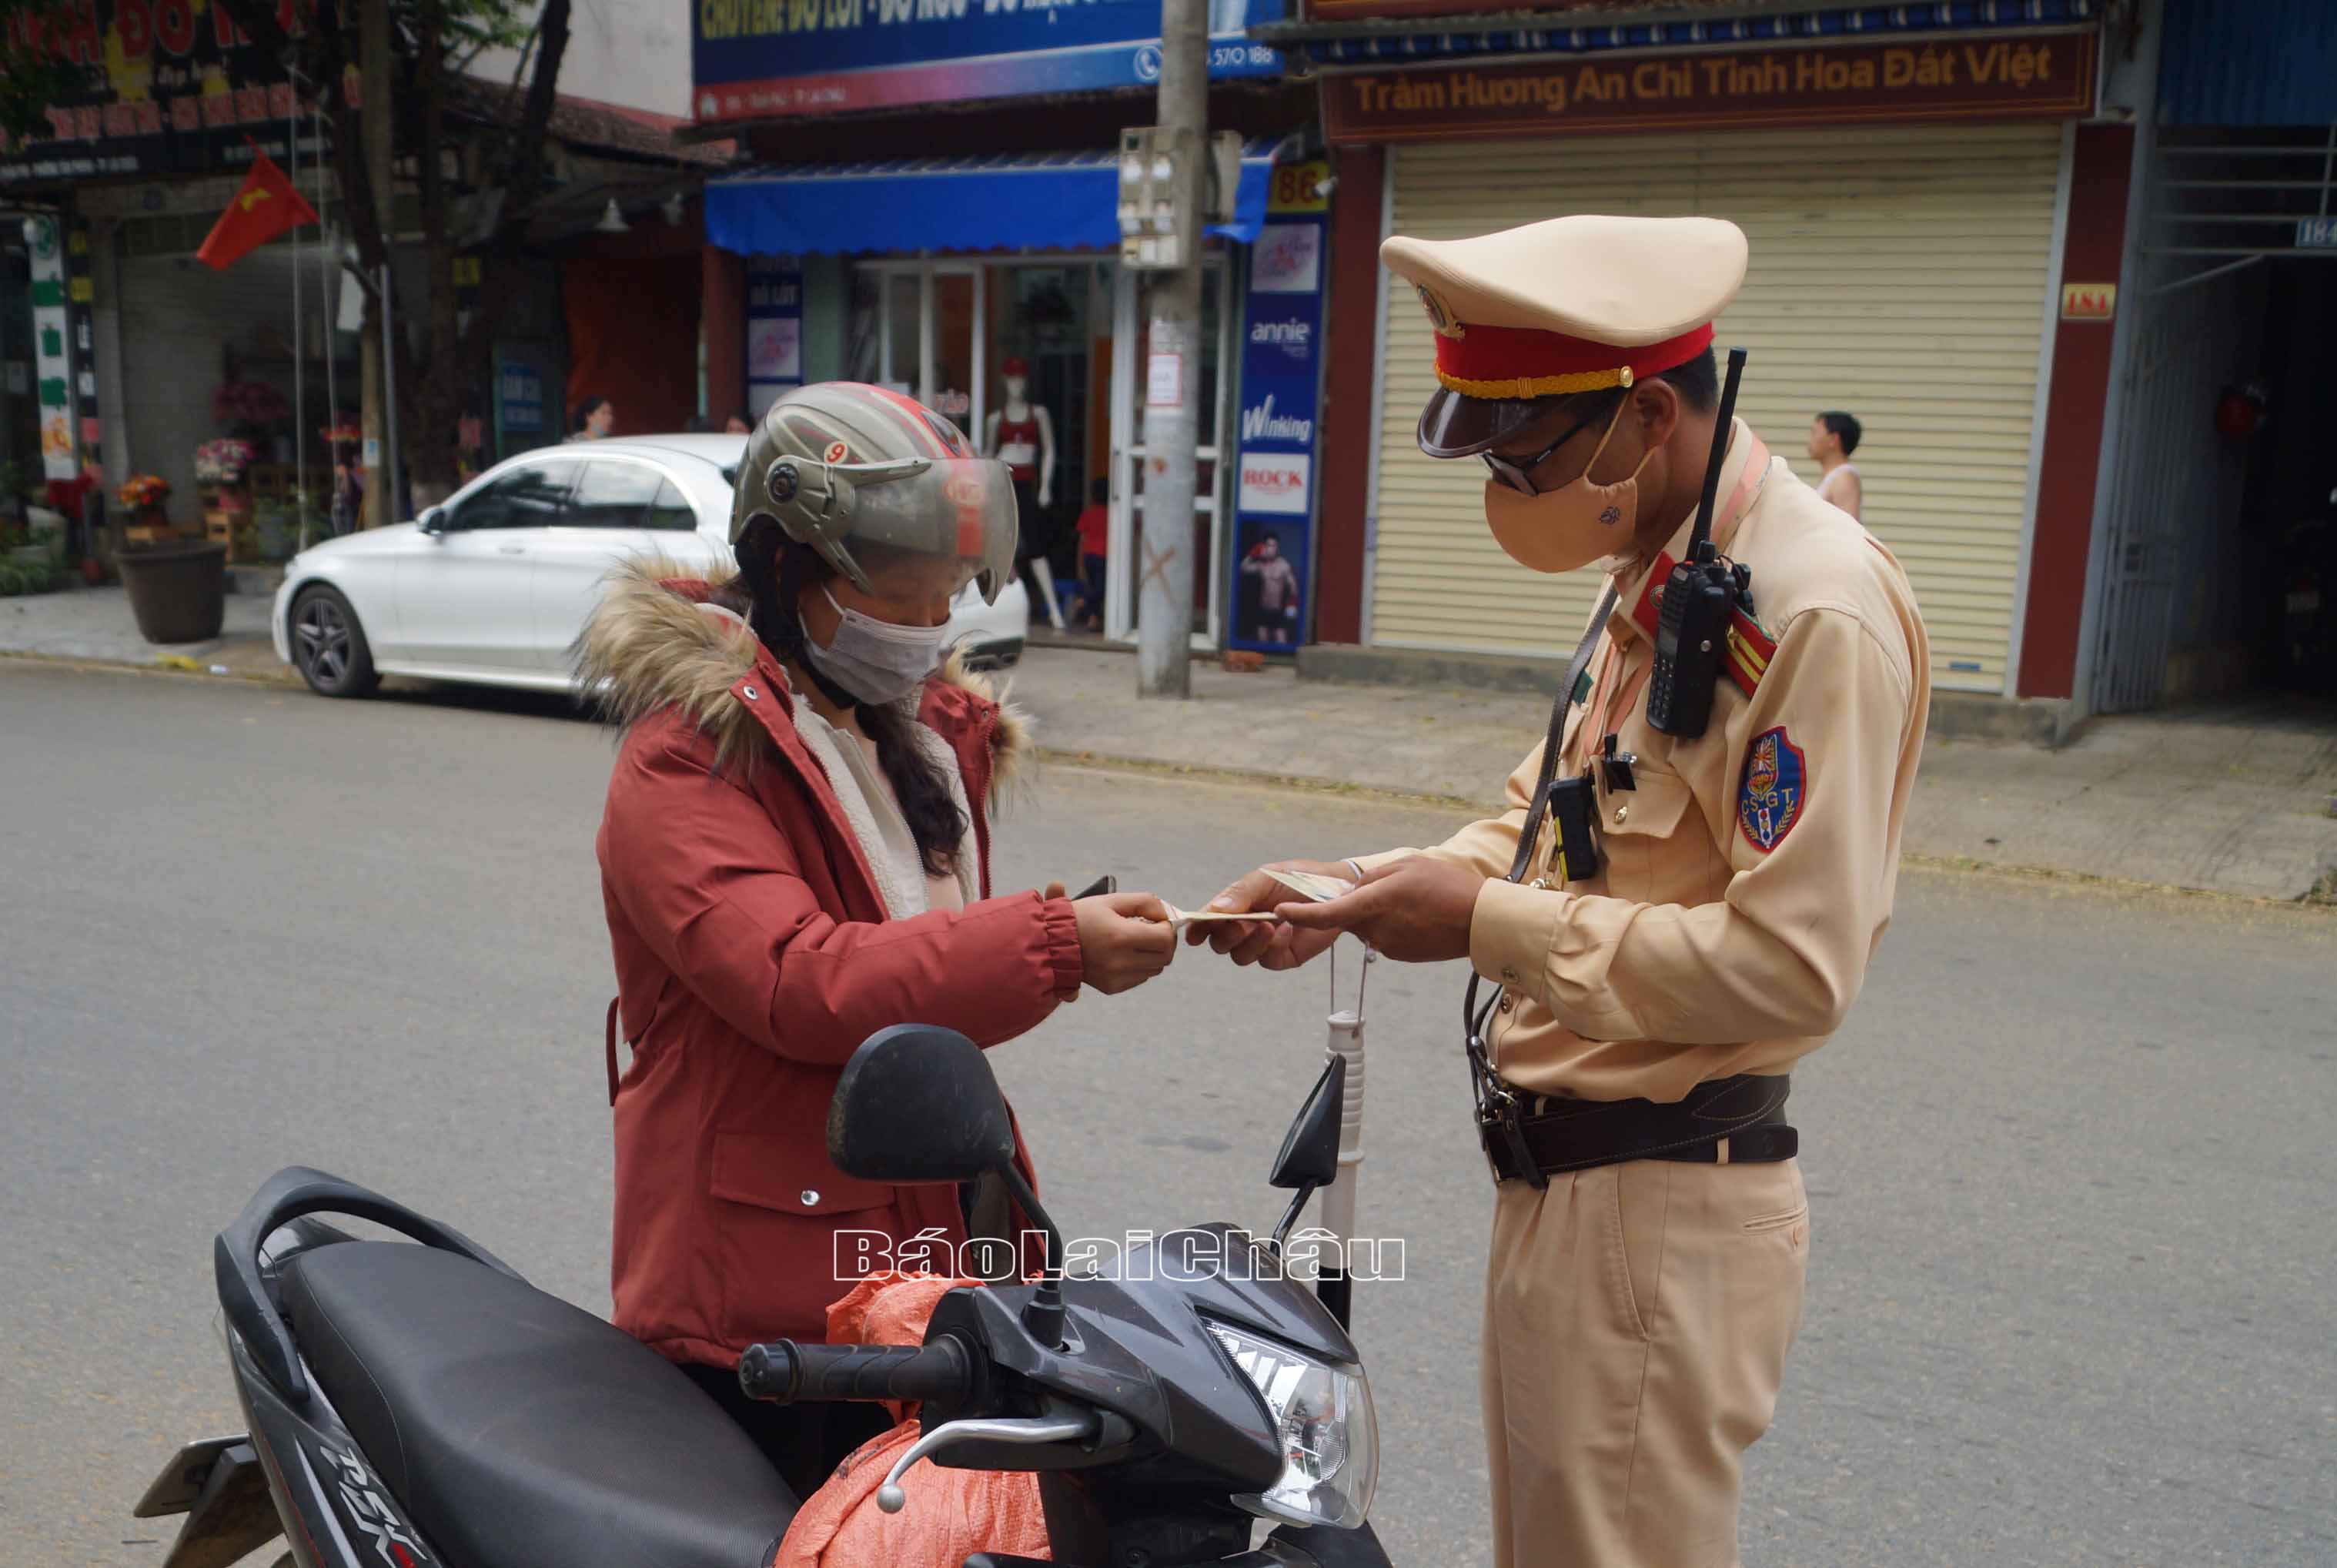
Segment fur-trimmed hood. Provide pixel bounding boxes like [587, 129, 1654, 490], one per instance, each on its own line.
[571, 556, 1031, 795]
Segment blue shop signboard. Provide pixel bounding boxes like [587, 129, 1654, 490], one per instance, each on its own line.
[498, 363, 546, 434]
[694, 0, 1284, 122]
[1228, 162, 1328, 657]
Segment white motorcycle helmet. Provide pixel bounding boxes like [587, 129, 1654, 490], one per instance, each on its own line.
[730, 383, 1018, 604]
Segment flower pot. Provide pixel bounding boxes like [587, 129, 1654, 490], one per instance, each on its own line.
[117, 540, 229, 644]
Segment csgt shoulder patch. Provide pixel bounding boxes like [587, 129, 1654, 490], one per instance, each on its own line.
[1737, 726, 1807, 853]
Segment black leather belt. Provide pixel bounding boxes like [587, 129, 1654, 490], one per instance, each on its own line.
[1483, 1072, 1797, 1185]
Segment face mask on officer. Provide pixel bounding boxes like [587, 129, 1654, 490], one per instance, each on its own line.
[1481, 392, 1663, 576]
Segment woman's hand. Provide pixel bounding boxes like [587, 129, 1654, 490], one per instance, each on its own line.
[1185, 859, 1353, 971]
[1073, 891, 1179, 995]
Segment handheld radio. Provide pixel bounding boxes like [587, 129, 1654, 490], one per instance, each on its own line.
[1646, 347, 1750, 740]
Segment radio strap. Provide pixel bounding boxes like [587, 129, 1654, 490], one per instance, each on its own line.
[1463, 583, 1618, 1189]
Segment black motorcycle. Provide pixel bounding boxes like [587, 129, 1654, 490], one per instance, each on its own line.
[135, 1023, 1393, 1568]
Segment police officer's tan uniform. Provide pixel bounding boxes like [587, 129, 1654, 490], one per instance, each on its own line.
[1354, 217, 1929, 1567]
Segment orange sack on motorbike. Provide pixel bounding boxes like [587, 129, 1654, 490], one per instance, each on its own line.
[773, 1272, 1051, 1568]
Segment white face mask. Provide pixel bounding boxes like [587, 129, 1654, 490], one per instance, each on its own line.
[801, 586, 954, 706]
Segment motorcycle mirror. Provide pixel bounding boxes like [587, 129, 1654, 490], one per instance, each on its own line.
[1268, 1054, 1346, 1192]
[830, 1025, 1018, 1184]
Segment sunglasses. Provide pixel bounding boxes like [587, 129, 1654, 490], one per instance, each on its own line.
[1481, 393, 1621, 496]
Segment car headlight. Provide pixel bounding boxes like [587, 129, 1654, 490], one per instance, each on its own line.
[1207, 1320, 1378, 1530]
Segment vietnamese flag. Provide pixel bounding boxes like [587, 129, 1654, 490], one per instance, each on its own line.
[196, 148, 320, 270]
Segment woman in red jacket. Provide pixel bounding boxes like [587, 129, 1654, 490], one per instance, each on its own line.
[575, 383, 1175, 1496]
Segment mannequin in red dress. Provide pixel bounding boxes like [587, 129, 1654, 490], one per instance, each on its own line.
[983, 355, 1067, 630]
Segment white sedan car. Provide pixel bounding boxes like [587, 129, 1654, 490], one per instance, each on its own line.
[272, 435, 1030, 697]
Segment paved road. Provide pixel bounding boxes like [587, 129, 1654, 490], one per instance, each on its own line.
[4, 661, 2334, 1567]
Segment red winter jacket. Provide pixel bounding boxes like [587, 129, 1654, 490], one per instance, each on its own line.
[577, 562, 1082, 1366]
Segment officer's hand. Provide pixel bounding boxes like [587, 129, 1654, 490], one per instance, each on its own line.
[1275, 857, 1484, 965]
[1187, 860, 1349, 970]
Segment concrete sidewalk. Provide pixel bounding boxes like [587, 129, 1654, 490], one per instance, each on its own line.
[0, 581, 290, 681]
[5, 585, 2333, 901]
[1004, 645, 2337, 903]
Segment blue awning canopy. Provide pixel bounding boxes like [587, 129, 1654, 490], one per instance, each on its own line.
[707, 139, 1285, 258]
[2160, 0, 2337, 127]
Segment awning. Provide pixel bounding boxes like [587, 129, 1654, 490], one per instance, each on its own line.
[707, 139, 1285, 258]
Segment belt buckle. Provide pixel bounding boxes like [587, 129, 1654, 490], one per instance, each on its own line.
[1478, 1085, 1547, 1191]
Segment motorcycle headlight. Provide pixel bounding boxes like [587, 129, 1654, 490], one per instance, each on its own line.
[1207, 1320, 1379, 1530]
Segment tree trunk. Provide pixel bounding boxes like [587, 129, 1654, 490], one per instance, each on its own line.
[409, 0, 461, 493]
[359, 0, 395, 524]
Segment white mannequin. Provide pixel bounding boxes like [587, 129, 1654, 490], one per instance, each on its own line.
[984, 363, 1066, 630]
[983, 371, 1056, 509]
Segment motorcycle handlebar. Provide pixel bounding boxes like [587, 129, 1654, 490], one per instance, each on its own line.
[737, 1336, 975, 1405]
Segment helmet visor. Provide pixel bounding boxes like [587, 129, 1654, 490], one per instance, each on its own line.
[838, 456, 1020, 605]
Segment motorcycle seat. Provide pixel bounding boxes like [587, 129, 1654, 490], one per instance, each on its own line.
[278, 1240, 797, 1568]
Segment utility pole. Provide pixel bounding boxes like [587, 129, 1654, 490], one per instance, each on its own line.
[1134, 0, 1207, 699]
[358, 0, 394, 527]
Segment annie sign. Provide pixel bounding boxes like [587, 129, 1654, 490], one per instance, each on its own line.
[1324, 29, 2098, 143]
[1227, 161, 1330, 655]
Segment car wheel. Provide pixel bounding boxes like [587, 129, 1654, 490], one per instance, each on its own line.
[289, 585, 380, 698]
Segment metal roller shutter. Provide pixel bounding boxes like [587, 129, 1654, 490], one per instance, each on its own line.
[121, 245, 318, 510]
[1371, 121, 2065, 693]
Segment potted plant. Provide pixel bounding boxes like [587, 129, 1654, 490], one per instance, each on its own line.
[256, 486, 314, 560]
[119, 473, 172, 534]
[3, 471, 44, 569]
[115, 473, 227, 643]
[196, 438, 256, 490]
[0, 554, 61, 597]
[196, 437, 259, 558]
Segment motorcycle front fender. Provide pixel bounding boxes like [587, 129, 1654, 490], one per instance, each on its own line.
[1263, 1519, 1396, 1568]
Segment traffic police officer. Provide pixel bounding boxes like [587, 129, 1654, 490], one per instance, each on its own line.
[1196, 214, 1929, 1566]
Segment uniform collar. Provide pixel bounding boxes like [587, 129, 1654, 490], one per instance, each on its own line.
[1606, 417, 1770, 644]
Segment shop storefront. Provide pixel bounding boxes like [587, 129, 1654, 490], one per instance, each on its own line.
[0, 5, 352, 553]
[1294, 5, 2105, 697]
[2068, 0, 2337, 709]
[693, 0, 1329, 651]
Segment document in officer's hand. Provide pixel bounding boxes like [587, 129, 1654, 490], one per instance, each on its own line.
[1265, 868, 1357, 904]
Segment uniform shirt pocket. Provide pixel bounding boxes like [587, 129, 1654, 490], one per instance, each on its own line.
[1593, 764, 1707, 907]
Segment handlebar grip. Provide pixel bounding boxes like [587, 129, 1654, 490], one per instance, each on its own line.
[737, 1336, 974, 1405]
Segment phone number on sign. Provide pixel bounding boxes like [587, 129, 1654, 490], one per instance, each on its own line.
[1211, 42, 1279, 70]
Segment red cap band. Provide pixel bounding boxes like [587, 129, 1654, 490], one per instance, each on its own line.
[1433, 322, 1714, 400]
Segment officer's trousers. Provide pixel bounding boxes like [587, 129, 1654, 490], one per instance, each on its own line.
[1481, 1156, 1809, 1568]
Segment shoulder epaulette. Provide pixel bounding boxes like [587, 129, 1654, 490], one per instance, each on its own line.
[1632, 551, 1775, 700]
